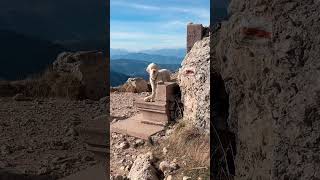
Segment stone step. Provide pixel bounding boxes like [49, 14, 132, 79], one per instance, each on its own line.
[135, 98, 170, 125]
[135, 98, 167, 112]
[140, 119, 166, 126]
[141, 110, 169, 125]
[111, 113, 164, 140]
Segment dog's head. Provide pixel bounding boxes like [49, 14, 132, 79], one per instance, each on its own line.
[146, 63, 159, 80]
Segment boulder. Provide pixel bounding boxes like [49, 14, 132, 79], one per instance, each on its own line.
[128, 152, 159, 180]
[119, 78, 149, 93]
[212, 1, 320, 179]
[53, 51, 108, 100]
[178, 37, 210, 132]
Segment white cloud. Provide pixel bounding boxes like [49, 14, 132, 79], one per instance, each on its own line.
[110, 31, 185, 51]
[111, 1, 209, 21]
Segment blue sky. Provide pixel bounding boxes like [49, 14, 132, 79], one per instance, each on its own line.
[111, 0, 210, 51]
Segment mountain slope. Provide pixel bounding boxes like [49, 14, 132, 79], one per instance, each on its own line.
[110, 71, 130, 87]
[0, 30, 66, 80]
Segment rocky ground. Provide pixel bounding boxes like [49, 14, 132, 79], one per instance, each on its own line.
[110, 92, 209, 180]
[0, 96, 108, 179]
[110, 92, 150, 177]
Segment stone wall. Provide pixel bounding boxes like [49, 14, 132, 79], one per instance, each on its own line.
[212, 0, 320, 179]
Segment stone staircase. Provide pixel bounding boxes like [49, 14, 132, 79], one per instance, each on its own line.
[111, 82, 180, 140]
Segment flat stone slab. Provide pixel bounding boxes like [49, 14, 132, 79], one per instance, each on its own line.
[111, 114, 164, 140]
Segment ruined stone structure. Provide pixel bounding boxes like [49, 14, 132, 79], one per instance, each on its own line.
[111, 82, 180, 140]
[53, 51, 108, 100]
[186, 23, 210, 53]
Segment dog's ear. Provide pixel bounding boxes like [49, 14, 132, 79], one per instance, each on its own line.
[146, 66, 150, 73]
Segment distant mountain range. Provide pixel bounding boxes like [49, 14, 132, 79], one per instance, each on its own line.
[110, 71, 130, 87]
[110, 48, 185, 86]
[111, 48, 186, 58]
[0, 30, 66, 80]
[111, 53, 183, 65]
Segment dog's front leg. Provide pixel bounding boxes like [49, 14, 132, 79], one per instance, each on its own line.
[144, 79, 156, 102]
[150, 81, 156, 102]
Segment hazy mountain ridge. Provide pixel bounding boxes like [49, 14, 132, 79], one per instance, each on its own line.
[111, 53, 182, 65]
[110, 48, 186, 58]
[110, 59, 180, 86]
[110, 71, 130, 87]
[0, 30, 66, 80]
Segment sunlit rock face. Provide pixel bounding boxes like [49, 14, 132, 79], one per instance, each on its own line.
[213, 0, 320, 179]
[179, 37, 210, 132]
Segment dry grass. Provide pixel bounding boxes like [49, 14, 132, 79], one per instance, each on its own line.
[13, 68, 84, 100]
[152, 121, 210, 179]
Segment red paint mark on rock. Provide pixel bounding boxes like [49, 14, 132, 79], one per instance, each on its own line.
[241, 27, 272, 39]
[185, 69, 195, 75]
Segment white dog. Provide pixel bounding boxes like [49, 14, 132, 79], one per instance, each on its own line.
[144, 63, 171, 102]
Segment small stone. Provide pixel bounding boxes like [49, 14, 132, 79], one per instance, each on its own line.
[170, 161, 179, 170]
[183, 176, 191, 180]
[159, 161, 170, 172]
[166, 175, 173, 180]
[133, 139, 144, 147]
[117, 141, 130, 149]
[120, 166, 126, 171]
[125, 164, 132, 171]
[163, 147, 168, 155]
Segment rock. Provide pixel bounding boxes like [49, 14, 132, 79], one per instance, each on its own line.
[183, 176, 191, 180]
[52, 51, 108, 100]
[117, 142, 129, 149]
[166, 175, 173, 180]
[133, 139, 144, 147]
[169, 160, 179, 170]
[162, 147, 168, 155]
[120, 78, 149, 93]
[212, 1, 320, 179]
[111, 174, 126, 180]
[159, 161, 171, 173]
[128, 152, 159, 180]
[12, 93, 32, 101]
[178, 37, 210, 132]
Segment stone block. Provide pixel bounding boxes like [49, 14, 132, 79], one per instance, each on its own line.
[155, 82, 179, 102]
[187, 23, 204, 52]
